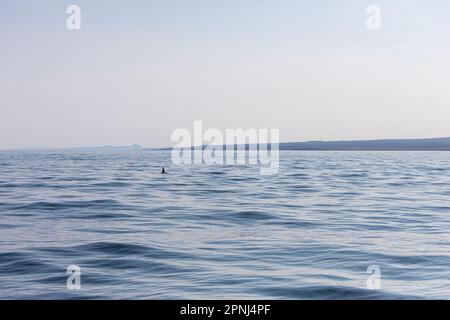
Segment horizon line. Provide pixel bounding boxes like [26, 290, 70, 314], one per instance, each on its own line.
[2, 135, 450, 151]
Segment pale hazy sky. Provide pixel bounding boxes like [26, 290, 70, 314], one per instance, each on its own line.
[1, 0, 450, 148]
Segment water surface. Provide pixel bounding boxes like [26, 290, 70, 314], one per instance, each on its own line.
[1, 150, 449, 299]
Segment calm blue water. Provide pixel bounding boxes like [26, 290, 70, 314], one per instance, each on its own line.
[1, 150, 450, 299]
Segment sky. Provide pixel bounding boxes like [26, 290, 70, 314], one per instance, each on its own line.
[1, 0, 450, 149]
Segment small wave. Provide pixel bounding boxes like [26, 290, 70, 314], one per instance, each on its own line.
[0, 252, 58, 276]
[227, 210, 275, 221]
[13, 199, 122, 211]
[72, 242, 192, 260]
[256, 285, 421, 299]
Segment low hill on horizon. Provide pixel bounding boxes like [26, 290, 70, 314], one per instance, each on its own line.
[162, 137, 450, 151]
[279, 137, 450, 150]
[10, 144, 143, 151]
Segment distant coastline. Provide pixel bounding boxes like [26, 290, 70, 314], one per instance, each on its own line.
[166, 136, 450, 151]
[278, 137, 450, 151]
[4, 137, 450, 151]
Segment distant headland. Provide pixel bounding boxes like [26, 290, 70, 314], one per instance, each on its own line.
[9, 144, 143, 151]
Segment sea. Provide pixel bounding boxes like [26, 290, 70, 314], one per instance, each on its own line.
[0, 150, 449, 299]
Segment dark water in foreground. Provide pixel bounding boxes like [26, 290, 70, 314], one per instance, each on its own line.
[1, 150, 449, 299]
